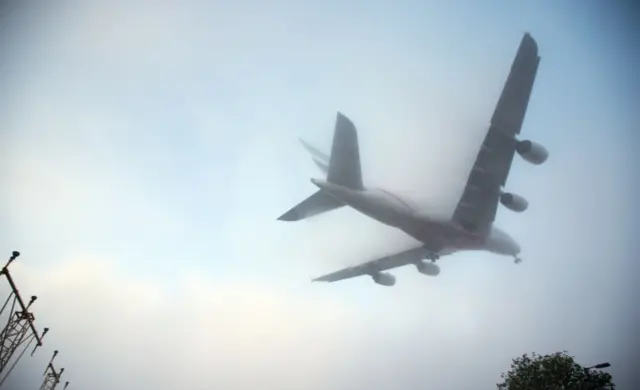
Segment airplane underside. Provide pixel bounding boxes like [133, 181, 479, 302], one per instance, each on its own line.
[279, 32, 544, 287]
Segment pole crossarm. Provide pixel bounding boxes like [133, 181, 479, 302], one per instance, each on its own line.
[1, 252, 45, 349]
[39, 356, 65, 390]
[0, 252, 48, 386]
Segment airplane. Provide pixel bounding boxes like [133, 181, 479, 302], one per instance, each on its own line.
[277, 33, 547, 286]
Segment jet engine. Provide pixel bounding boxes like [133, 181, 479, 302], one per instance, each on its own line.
[516, 140, 548, 165]
[500, 193, 529, 212]
[416, 261, 441, 276]
[371, 272, 396, 286]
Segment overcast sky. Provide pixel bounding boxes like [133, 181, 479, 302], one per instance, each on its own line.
[0, 1, 638, 389]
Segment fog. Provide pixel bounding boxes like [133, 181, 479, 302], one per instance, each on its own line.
[0, 1, 637, 389]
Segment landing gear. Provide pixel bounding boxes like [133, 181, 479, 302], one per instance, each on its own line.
[420, 246, 440, 263]
[514, 257, 522, 264]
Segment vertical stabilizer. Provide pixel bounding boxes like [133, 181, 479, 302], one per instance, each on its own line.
[276, 112, 363, 222]
[327, 112, 364, 190]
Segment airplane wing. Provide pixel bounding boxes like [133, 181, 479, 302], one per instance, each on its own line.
[452, 33, 541, 233]
[313, 245, 428, 283]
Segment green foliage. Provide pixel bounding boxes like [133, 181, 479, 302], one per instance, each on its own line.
[497, 351, 615, 390]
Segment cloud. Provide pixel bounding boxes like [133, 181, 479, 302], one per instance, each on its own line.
[8, 257, 361, 390]
[1, 92, 190, 264]
[6, 251, 557, 390]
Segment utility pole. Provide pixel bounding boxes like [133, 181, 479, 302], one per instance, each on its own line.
[0, 251, 48, 386]
[39, 350, 66, 390]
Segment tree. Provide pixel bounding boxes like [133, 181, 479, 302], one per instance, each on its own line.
[497, 351, 615, 390]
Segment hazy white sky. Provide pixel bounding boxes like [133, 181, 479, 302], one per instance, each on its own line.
[1, 1, 638, 389]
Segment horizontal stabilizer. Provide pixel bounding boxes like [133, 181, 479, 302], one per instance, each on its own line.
[299, 138, 329, 163]
[277, 190, 344, 221]
[299, 139, 329, 174]
[277, 112, 361, 223]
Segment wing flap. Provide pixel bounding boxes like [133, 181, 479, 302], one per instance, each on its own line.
[313, 246, 427, 283]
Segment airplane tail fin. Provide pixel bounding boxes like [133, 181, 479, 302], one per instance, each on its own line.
[326, 112, 364, 190]
[277, 112, 363, 222]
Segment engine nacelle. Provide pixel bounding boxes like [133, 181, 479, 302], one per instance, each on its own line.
[500, 192, 529, 212]
[371, 272, 396, 286]
[416, 261, 441, 276]
[516, 140, 548, 165]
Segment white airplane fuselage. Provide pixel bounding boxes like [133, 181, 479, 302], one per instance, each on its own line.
[310, 178, 521, 259]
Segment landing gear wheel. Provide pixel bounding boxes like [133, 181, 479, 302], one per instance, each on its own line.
[422, 247, 440, 263]
[514, 257, 522, 264]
